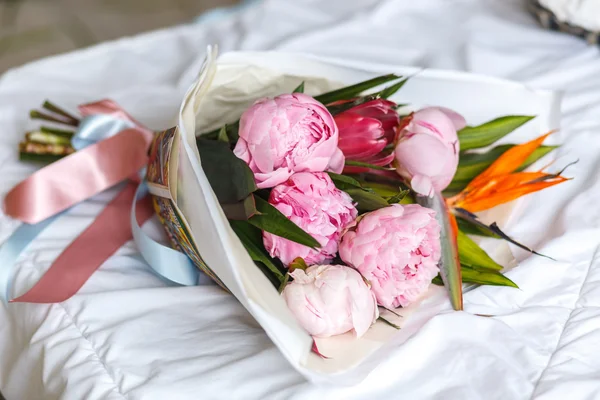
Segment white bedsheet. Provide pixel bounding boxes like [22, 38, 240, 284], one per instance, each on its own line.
[1, 0, 600, 399]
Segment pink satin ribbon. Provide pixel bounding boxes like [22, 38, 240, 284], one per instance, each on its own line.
[11, 184, 155, 303]
[4, 100, 155, 303]
[5, 129, 149, 224]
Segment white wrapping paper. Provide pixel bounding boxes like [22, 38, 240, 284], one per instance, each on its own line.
[168, 47, 560, 384]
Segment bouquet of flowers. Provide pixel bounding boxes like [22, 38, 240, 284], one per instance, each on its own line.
[4, 48, 572, 382]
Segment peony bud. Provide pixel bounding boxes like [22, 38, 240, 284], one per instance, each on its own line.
[394, 107, 465, 196]
[282, 264, 379, 338]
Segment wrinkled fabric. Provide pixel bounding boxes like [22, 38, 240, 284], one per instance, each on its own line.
[282, 264, 378, 338]
[2, 0, 600, 399]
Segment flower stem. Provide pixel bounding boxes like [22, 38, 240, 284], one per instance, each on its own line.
[42, 100, 79, 124]
[29, 110, 78, 126]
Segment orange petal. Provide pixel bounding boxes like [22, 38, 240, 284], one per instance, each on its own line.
[466, 131, 554, 191]
[456, 176, 568, 212]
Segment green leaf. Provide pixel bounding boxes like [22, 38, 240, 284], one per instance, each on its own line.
[327, 172, 364, 191]
[293, 81, 305, 93]
[354, 180, 415, 204]
[249, 196, 321, 249]
[278, 272, 291, 294]
[221, 195, 258, 221]
[345, 160, 394, 171]
[357, 180, 401, 197]
[289, 257, 308, 271]
[457, 230, 503, 271]
[457, 218, 501, 238]
[326, 94, 380, 115]
[453, 144, 558, 184]
[314, 74, 401, 105]
[432, 266, 518, 288]
[458, 115, 535, 151]
[453, 208, 552, 259]
[460, 266, 518, 287]
[386, 188, 410, 204]
[230, 220, 285, 282]
[378, 316, 401, 330]
[417, 192, 463, 310]
[197, 138, 258, 204]
[378, 77, 408, 99]
[217, 126, 229, 143]
[199, 121, 240, 142]
[345, 188, 389, 212]
[325, 79, 407, 114]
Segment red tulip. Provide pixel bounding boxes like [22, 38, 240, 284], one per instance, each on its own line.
[334, 99, 399, 172]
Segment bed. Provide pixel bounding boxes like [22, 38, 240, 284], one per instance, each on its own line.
[2, 0, 600, 398]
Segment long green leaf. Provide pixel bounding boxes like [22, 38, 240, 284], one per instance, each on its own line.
[249, 196, 321, 249]
[327, 172, 364, 191]
[457, 217, 501, 238]
[458, 115, 535, 151]
[345, 188, 389, 212]
[230, 220, 285, 282]
[356, 180, 401, 197]
[326, 94, 380, 115]
[197, 138, 257, 204]
[345, 160, 394, 171]
[386, 189, 410, 204]
[314, 74, 401, 105]
[457, 230, 503, 271]
[460, 267, 518, 287]
[355, 180, 415, 204]
[417, 192, 463, 310]
[453, 208, 551, 259]
[433, 266, 518, 288]
[327, 77, 410, 114]
[378, 316, 401, 329]
[378, 77, 409, 99]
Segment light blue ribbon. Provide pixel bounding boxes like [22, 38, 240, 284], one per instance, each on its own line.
[72, 115, 137, 149]
[131, 183, 198, 285]
[0, 216, 59, 301]
[0, 114, 198, 301]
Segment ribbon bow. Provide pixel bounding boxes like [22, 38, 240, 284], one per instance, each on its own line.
[1, 100, 198, 303]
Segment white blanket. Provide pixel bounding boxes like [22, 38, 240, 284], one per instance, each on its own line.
[1, 0, 600, 398]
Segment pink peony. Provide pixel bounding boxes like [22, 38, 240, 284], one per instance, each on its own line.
[394, 107, 466, 196]
[263, 172, 357, 266]
[282, 264, 379, 338]
[339, 204, 441, 308]
[335, 99, 399, 172]
[233, 93, 344, 189]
